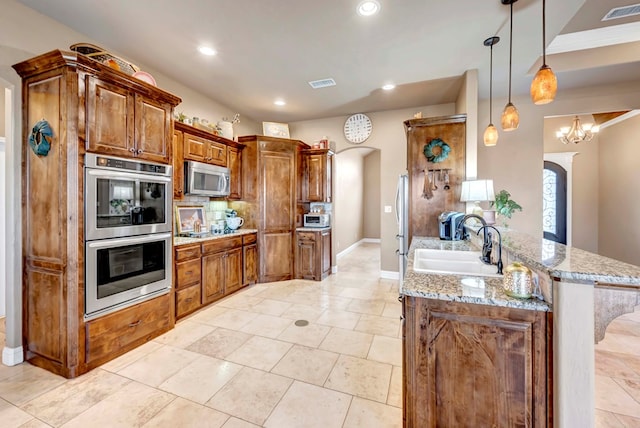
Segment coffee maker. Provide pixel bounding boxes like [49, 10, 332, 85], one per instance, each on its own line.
[438, 211, 465, 240]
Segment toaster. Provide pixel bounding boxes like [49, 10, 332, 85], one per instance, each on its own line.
[438, 211, 465, 240]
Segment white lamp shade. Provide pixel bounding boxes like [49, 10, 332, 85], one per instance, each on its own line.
[460, 179, 495, 202]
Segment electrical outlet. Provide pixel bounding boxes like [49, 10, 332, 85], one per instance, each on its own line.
[384, 205, 392, 213]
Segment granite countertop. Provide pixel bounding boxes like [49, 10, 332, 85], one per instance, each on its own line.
[296, 226, 331, 232]
[402, 237, 551, 312]
[174, 229, 258, 246]
[495, 229, 640, 286]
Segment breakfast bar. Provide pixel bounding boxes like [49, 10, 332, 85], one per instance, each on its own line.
[402, 233, 640, 428]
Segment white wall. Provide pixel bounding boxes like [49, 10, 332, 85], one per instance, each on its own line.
[598, 114, 640, 266]
[363, 150, 381, 239]
[335, 149, 365, 254]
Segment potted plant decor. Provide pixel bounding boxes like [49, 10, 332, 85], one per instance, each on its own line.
[490, 189, 522, 228]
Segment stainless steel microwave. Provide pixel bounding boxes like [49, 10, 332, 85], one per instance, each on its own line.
[184, 161, 230, 197]
[303, 213, 330, 228]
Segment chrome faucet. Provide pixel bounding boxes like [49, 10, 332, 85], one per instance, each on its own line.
[456, 214, 491, 264]
[477, 225, 503, 275]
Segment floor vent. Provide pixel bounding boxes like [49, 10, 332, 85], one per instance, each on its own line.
[308, 78, 336, 89]
[603, 3, 640, 21]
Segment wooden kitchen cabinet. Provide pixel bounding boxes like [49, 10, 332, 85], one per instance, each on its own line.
[295, 229, 331, 281]
[86, 75, 176, 164]
[184, 133, 227, 166]
[238, 136, 308, 283]
[302, 148, 333, 202]
[402, 296, 552, 427]
[173, 129, 185, 199]
[243, 233, 258, 285]
[227, 145, 242, 199]
[85, 293, 172, 366]
[174, 233, 257, 320]
[202, 236, 243, 303]
[175, 244, 202, 319]
[13, 50, 181, 378]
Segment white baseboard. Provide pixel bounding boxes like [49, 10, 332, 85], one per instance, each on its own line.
[361, 238, 381, 243]
[2, 346, 24, 366]
[336, 238, 381, 259]
[380, 270, 400, 280]
[336, 241, 362, 259]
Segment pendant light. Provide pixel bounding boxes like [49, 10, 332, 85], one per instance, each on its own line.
[530, 0, 557, 104]
[483, 36, 500, 147]
[501, 0, 519, 132]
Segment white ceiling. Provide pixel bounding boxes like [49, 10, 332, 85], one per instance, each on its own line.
[17, 0, 640, 123]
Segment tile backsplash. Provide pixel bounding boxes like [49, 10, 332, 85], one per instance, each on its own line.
[173, 196, 229, 233]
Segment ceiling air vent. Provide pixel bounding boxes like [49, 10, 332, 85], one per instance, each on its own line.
[603, 3, 640, 21]
[308, 78, 336, 89]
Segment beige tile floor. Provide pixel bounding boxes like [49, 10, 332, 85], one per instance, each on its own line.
[2, 242, 640, 426]
[0, 242, 403, 427]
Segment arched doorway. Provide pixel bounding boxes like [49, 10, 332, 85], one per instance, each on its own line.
[543, 160, 567, 244]
[334, 147, 381, 273]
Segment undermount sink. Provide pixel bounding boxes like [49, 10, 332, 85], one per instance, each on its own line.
[413, 249, 502, 277]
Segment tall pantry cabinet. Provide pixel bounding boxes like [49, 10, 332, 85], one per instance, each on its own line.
[13, 50, 181, 378]
[237, 136, 309, 283]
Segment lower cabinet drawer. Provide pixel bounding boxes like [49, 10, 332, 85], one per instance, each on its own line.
[85, 294, 171, 364]
[176, 284, 202, 319]
[176, 258, 201, 289]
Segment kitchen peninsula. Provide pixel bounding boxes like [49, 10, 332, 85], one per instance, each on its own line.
[401, 232, 640, 427]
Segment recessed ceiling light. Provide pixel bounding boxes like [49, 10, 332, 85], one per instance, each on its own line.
[382, 83, 396, 90]
[357, 0, 380, 16]
[274, 99, 286, 106]
[198, 46, 217, 56]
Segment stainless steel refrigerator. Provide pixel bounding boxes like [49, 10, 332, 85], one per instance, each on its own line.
[395, 173, 409, 284]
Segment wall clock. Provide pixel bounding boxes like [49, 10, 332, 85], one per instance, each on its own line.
[344, 113, 372, 144]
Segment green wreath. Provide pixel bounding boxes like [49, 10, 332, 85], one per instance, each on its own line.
[423, 138, 451, 163]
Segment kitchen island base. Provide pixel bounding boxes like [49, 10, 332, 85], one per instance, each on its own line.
[402, 296, 552, 427]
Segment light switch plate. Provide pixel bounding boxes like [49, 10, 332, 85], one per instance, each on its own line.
[384, 205, 392, 213]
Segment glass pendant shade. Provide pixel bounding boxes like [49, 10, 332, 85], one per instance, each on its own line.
[501, 102, 519, 131]
[531, 65, 557, 105]
[484, 124, 498, 146]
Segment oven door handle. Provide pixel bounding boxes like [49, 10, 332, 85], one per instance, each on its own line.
[86, 232, 172, 249]
[86, 168, 172, 184]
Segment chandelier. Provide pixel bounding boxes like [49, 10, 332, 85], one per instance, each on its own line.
[556, 116, 600, 144]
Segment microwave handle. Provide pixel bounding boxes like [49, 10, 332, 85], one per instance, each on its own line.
[222, 174, 230, 192]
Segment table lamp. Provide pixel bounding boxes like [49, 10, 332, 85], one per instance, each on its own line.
[460, 179, 495, 224]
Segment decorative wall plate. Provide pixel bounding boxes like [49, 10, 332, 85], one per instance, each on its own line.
[344, 113, 372, 144]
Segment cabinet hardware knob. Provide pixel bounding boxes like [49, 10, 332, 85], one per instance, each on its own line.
[128, 320, 141, 328]
[137, 149, 143, 154]
[397, 295, 404, 302]
[185, 297, 193, 303]
[129, 148, 135, 153]
[185, 270, 193, 275]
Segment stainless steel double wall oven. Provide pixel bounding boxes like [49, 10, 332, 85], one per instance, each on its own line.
[84, 154, 172, 320]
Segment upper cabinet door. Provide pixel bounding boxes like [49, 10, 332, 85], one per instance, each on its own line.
[86, 75, 134, 157]
[134, 94, 172, 164]
[227, 146, 242, 200]
[183, 134, 208, 162]
[306, 153, 324, 202]
[303, 150, 332, 202]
